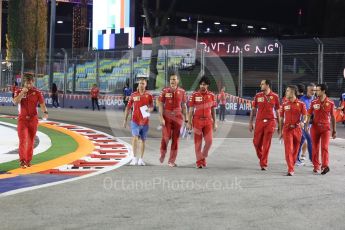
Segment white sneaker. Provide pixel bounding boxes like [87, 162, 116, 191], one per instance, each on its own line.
[129, 157, 138, 166]
[138, 158, 146, 166]
[300, 156, 306, 161]
[296, 161, 305, 167]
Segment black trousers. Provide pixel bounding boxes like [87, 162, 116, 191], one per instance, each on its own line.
[52, 94, 59, 108]
[219, 104, 226, 121]
[123, 100, 128, 111]
[92, 98, 100, 111]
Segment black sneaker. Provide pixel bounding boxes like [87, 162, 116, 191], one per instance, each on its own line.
[321, 167, 330, 175]
[286, 172, 294, 176]
[261, 167, 267, 171]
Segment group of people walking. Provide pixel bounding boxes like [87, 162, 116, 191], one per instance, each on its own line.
[12, 73, 340, 176]
[123, 75, 339, 176]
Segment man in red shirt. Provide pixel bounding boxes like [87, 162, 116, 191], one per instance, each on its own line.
[279, 85, 307, 176]
[123, 78, 153, 166]
[249, 80, 280, 170]
[307, 83, 336, 175]
[11, 81, 18, 98]
[158, 73, 188, 167]
[90, 84, 100, 111]
[13, 74, 48, 168]
[335, 100, 345, 123]
[187, 76, 217, 168]
[218, 86, 226, 121]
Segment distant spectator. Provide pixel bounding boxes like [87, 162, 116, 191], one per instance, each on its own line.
[90, 84, 100, 111]
[11, 81, 18, 98]
[123, 83, 132, 111]
[218, 86, 226, 121]
[297, 83, 305, 99]
[51, 83, 60, 108]
[339, 92, 345, 107]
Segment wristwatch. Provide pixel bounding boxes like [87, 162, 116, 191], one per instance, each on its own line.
[44, 111, 48, 114]
[185, 120, 188, 123]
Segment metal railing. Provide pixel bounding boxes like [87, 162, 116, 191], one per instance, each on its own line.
[1, 37, 345, 99]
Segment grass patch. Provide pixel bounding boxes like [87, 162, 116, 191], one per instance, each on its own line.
[0, 118, 78, 172]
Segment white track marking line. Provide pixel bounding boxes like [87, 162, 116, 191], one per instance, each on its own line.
[0, 121, 52, 163]
[0, 121, 132, 198]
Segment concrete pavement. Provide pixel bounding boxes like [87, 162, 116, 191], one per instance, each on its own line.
[0, 106, 345, 230]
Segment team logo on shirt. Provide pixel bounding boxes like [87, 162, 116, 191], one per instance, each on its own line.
[195, 96, 203, 102]
[257, 97, 264, 102]
[313, 104, 320, 110]
[296, 103, 299, 106]
[133, 96, 140, 101]
[32, 92, 36, 96]
[270, 96, 273, 99]
[284, 105, 291, 110]
[326, 102, 329, 106]
[165, 93, 172, 98]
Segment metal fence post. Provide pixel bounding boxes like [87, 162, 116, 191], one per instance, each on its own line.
[96, 51, 100, 86]
[63, 50, 68, 108]
[165, 49, 168, 87]
[34, 53, 38, 78]
[21, 52, 24, 86]
[238, 49, 243, 97]
[130, 49, 134, 90]
[48, 0, 56, 91]
[72, 57, 76, 94]
[277, 40, 283, 98]
[0, 53, 2, 88]
[201, 48, 205, 76]
[315, 38, 324, 84]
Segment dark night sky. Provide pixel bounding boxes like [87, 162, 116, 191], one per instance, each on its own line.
[0, 0, 333, 49]
[51, 0, 326, 47]
[162, 0, 308, 25]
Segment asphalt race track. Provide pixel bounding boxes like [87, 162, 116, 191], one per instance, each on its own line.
[1, 106, 345, 230]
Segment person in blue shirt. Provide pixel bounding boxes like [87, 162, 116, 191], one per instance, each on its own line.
[123, 83, 133, 111]
[296, 83, 316, 165]
[340, 92, 345, 126]
[339, 92, 345, 106]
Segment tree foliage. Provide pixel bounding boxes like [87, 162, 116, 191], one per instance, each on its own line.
[7, 0, 47, 71]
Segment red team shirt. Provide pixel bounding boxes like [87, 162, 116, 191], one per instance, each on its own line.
[90, 87, 99, 98]
[127, 91, 153, 126]
[308, 97, 335, 124]
[11, 84, 17, 94]
[218, 91, 226, 105]
[158, 87, 187, 112]
[188, 90, 217, 118]
[14, 88, 44, 118]
[280, 99, 307, 128]
[252, 91, 280, 121]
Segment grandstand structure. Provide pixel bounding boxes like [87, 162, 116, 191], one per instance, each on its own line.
[35, 52, 190, 94]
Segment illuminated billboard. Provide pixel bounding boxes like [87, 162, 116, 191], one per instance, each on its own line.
[92, 0, 135, 50]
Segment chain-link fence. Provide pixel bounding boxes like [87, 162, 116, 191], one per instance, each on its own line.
[1, 37, 345, 100]
[233, 38, 345, 98]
